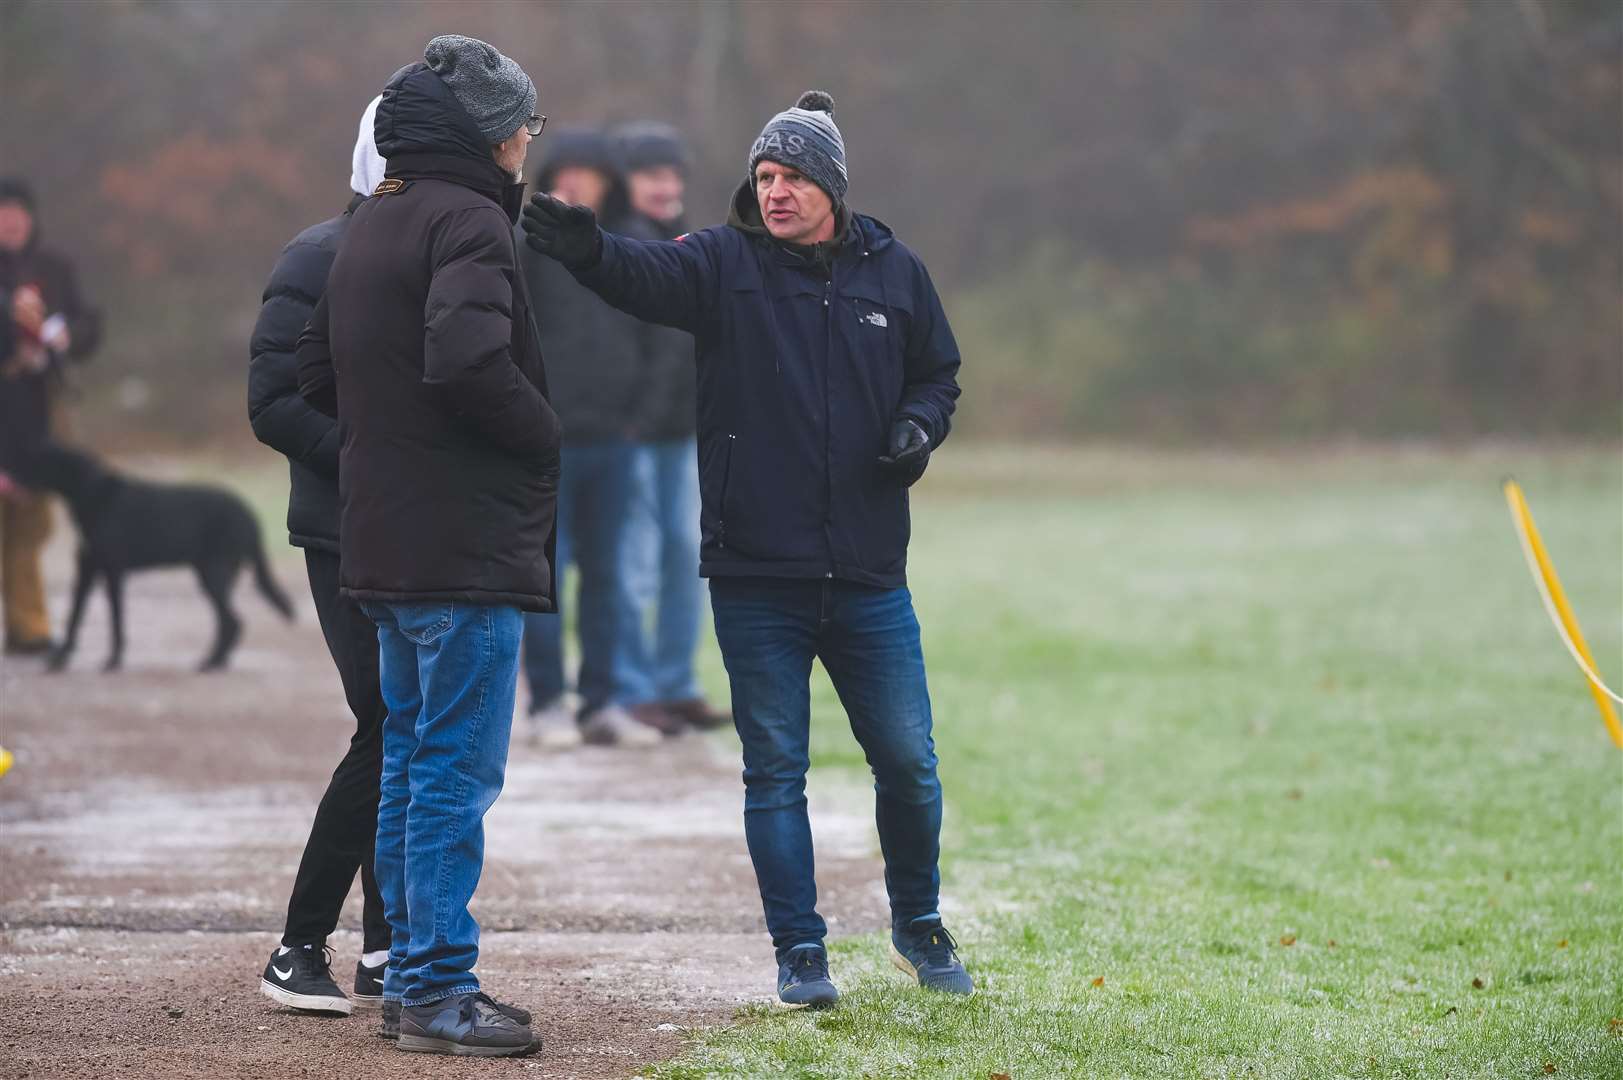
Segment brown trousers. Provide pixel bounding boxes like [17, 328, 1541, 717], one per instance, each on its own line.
[1, 487, 53, 645]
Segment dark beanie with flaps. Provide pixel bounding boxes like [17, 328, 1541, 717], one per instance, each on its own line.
[423, 34, 537, 143]
[747, 90, 847, 204]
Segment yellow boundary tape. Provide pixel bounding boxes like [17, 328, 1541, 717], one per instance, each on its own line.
[1502, 479, 1623, 748]
[0, 745, 12, 780]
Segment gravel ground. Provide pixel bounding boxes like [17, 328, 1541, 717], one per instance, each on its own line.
[0, 539, 888, 1078]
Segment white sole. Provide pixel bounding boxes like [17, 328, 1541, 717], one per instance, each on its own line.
[889, 943, 919, 981]
[259, 978, 353, 1015]
[350, 992, 384, 1011]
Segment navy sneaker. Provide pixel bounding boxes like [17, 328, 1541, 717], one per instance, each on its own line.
[353, 958, 385, 1010]
[891, 917, 974, 996]
[776, 944, 839, 1009]
[396, 992, 536, 1057]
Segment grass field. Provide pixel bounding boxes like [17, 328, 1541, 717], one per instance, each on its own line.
[641, 445, 1623, 1079]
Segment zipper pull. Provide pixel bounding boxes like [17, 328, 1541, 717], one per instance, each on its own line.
[823, 282, 831, 308]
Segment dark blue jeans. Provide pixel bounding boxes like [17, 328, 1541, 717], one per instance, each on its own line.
[522, 441, 645, 714]
[361, 600, 523, 1007]
[709, 577, 943, 960]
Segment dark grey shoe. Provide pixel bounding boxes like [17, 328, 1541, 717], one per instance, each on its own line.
[379, 1000, 400, 1040]
[396, 992, 536, 1057]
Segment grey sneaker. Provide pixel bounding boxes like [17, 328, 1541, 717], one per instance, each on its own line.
[527, 700, 583, 750]
[379, 999, 400, 1040]
[580, 704, 661, 747]
[382, 995, 530, 1040]
[396, 992, 536, 1057]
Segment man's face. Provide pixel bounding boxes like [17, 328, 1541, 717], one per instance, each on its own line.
[0, 202, 33, 253]
[754, 160, 834, 246]
[549, 165, 609, 214]
[628, 165, 685, 224]
[493, 124, 533, 181]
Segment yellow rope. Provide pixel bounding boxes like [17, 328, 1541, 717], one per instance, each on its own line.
[1502, 480, 1623, 747]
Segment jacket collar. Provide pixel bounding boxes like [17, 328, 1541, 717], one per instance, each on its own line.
[386, 152, 527, 224]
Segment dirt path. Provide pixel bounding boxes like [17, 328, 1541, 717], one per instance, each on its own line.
[0, 542, 888, 1079]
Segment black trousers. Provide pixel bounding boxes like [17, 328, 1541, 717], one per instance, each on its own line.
[281, 548, 389, 952]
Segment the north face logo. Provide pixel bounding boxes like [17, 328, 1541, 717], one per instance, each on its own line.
[863, 311, 888, 328]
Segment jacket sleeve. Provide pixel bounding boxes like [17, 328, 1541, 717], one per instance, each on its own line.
[295, 292, 338, 419]
[424, 207, 561, 463]
[897, 257, 962, 448]
[250, 242, 339, 478]
[573, 229, 721, 335]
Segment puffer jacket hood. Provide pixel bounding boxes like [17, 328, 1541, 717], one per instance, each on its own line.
[375, 61, 493, 162]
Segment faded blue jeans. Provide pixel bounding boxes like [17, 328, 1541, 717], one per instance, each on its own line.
[624, 437, 705, 704]
[522, 441, 645, 715]
[708, 577, 943, 961]
[361, 600, 523, 1006]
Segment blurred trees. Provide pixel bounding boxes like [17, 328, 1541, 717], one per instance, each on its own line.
[1, 0, 1616, 443]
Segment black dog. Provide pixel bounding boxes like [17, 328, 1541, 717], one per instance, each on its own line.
[15, 443, 294, 672]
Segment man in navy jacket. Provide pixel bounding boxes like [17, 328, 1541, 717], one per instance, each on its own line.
[522, 90, 971, 1007]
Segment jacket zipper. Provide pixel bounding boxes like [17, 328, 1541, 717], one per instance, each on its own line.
[718, 433, 736, 548]
[821, 277, 834, 578]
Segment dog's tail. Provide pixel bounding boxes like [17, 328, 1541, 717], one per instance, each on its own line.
[252, 541, 296, 622]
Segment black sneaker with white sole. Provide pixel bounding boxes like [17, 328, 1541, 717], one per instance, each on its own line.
[353, 957, 386, 1009]
[259, 943, 352, 1015]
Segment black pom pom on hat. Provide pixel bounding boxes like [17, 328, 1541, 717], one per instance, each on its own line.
[795, 90, 835, 117]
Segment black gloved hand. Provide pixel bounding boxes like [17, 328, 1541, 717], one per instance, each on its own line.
[877, 418, 931, 487]
[521, 192, 603, 270]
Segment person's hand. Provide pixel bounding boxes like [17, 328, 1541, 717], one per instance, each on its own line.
[11, 285, 45, 336]
[521, 192, 602, 270]
[876, 418, 930, 486]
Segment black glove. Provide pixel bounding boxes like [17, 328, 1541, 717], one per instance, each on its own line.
[521, 192, 603, 270]
[877, 418, 930, 487]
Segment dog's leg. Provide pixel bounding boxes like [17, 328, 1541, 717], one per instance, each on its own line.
[48, 549, 98, 673]
[197, 559, 242, 672]
[103, 571, 126, 673]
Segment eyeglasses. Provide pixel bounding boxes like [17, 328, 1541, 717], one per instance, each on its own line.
[525, 114, 547, 137]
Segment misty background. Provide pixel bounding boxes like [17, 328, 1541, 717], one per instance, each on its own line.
[3, 0, 1618, 447]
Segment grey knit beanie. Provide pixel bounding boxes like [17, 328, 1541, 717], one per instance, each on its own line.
[747, 90, 847, 204]
[423, 34, 536, 144]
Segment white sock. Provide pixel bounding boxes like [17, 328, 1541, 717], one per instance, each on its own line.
[362, 950, 389, 968]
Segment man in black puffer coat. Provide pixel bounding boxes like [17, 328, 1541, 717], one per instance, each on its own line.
[297, 35, 557, 1057]
[247, 95, 392, 1018]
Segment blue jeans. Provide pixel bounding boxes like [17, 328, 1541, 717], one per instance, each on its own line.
[626, 438, 704, 703]
[708, 577, 943, 960]
[522, 442, 645, 715]
[362, 600, 523, 1006]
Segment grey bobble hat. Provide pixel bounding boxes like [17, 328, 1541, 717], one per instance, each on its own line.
[747, 90, 847, 204]
[423, 34, 536, 144]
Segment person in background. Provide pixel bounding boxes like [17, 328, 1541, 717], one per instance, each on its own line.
[298, 35, 557, 1057]
[0, 178, 101, 658]
[608, 122, 730, 736]
[522, 91, 973, 1008]
[513, 129, 661, 749]
[247, 96, 391, 1018]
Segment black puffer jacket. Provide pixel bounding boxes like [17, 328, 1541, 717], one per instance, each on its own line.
[247, 195, 362, 552]
[613, 211, 697, 443]
[514, 135, 650, 444]
[297, 61, 561, 613]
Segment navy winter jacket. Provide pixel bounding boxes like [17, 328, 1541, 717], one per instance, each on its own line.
[576, 182, 960, 588]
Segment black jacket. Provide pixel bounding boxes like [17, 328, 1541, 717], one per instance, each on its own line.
[572, 181, 961, 588]
[247, 195, 362, 551]
[515, 215, 651, 442]
[0, 236, 102, 472]
[297, 61, 562, 613]
[614, 211, 697, 443]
